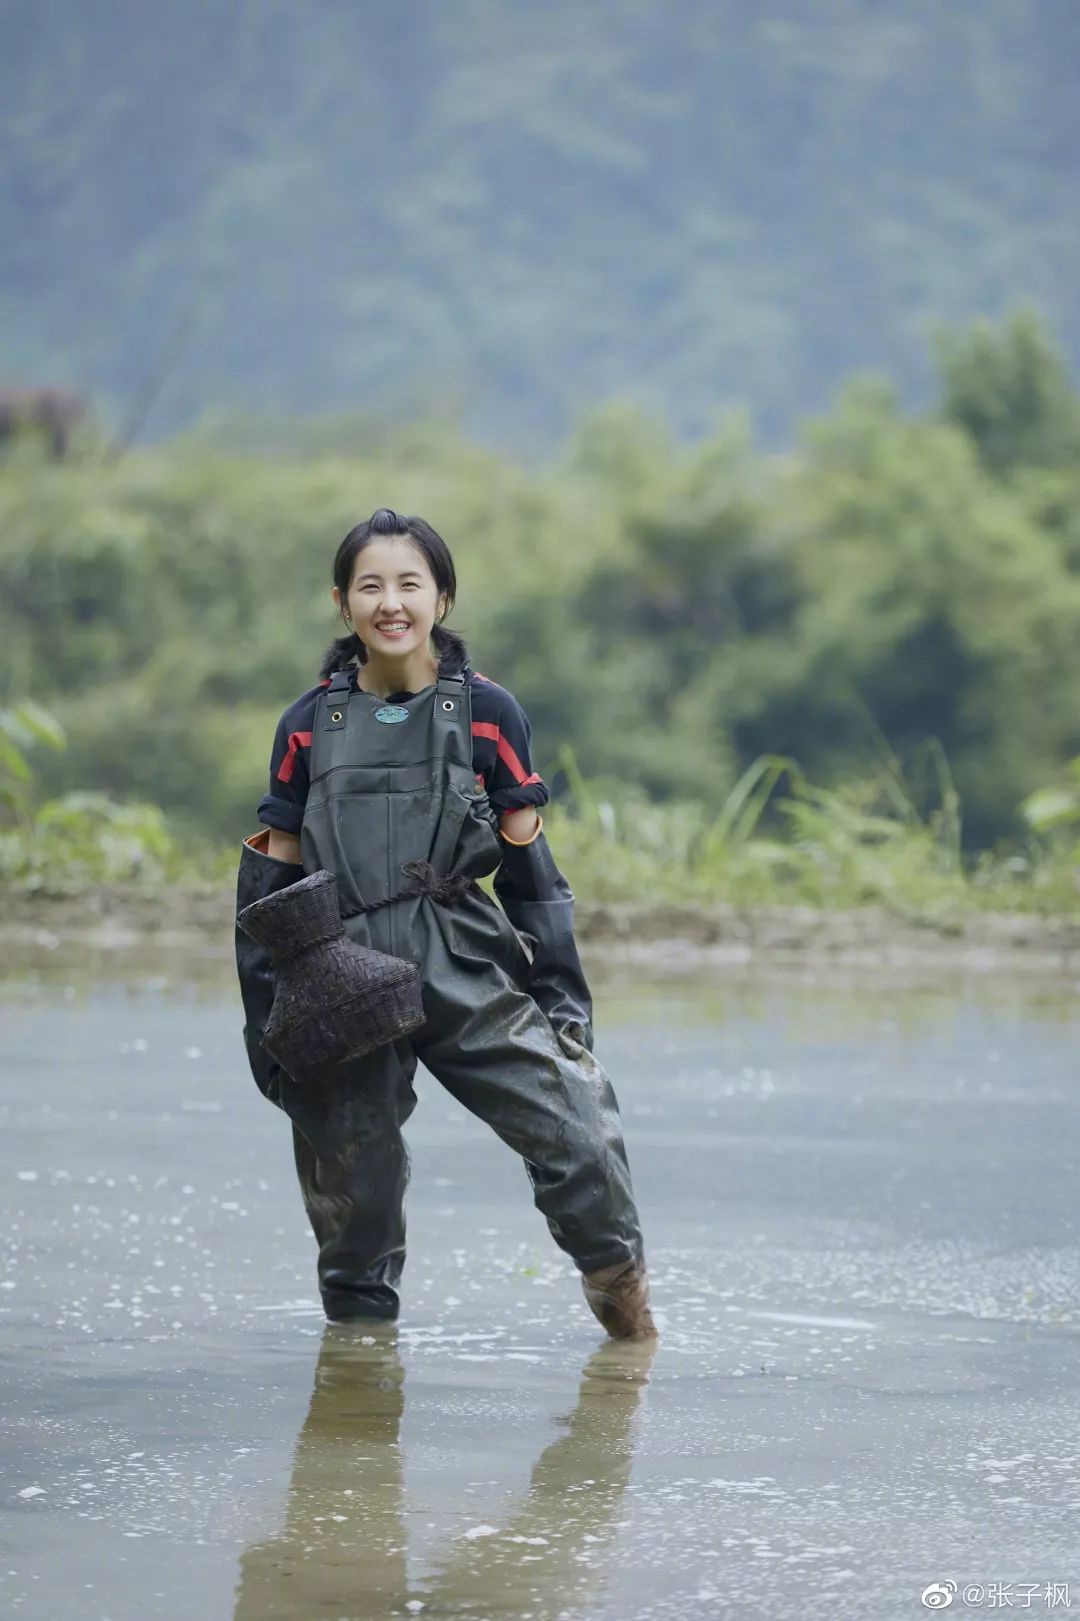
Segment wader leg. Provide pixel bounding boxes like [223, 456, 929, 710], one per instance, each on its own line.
[417, 969, 644, 1276]
[281, 1039, 420, 1321]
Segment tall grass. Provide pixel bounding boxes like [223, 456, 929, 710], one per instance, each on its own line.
[545, 748, 1078, 918]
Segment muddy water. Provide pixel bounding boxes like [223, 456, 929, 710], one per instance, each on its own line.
[2, 960, 1079, 1620]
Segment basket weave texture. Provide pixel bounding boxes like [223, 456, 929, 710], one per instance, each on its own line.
[236, 869, 425, 1075]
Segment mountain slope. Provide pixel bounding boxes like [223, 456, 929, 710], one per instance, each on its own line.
[2, 0, 1077, 443]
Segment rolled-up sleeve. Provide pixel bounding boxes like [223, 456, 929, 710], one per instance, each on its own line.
[483, 692, 550, 814]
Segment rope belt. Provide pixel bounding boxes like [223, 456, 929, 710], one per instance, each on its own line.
[339, 860, 477, 920]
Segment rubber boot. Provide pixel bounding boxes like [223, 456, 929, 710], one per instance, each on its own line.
[581, 1260, 658, 1340]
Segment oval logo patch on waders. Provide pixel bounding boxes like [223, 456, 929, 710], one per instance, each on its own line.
[374, 705, 410, 725]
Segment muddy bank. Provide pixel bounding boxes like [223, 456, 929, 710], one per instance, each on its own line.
[3, 882, 1079, 981]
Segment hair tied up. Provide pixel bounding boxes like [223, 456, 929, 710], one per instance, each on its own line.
[370, 507, 405, 534]
[317, 508, 468, 680]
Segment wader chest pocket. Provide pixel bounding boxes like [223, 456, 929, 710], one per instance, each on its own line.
[459, 789, 503, 878]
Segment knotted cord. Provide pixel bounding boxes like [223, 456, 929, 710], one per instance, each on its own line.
[340, 860, 476, 918]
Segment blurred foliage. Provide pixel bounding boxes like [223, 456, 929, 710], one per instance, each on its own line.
[1023, 757, 1080, 872]
[935, 309, 1080, 480]
[0, 699, 202, 886]
[0, 699, 65, 826]
[1, 313, 1079, 915]
[2, 792, 188, 888]
[548, 748, 1076, 920]
[1, 2, 1078, 445]
[1024, 760, 1080, 831]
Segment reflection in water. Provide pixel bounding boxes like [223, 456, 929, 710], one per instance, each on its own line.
[233, 1326, 408, 1617]
[233, 1326, 655, 1620]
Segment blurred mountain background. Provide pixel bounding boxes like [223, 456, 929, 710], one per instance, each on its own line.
[3, 1, 1080, 903]
[2, 0, 1078, 445]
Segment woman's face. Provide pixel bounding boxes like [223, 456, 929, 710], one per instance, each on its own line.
[333, 536, 446, 660]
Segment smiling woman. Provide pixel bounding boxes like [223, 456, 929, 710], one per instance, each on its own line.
[259, 512, 548, 849]
[324, 507, 462, 684]
[338, 546, 443, 670]
[235, 506, 655, 1339]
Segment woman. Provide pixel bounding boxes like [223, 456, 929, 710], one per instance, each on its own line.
[235, 507, 655, 1338]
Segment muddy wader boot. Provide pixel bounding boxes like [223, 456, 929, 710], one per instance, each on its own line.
[493, 820, 594, 1050]
[580, 1258, 657, 1339]
[236, 661, 651, 1331]
[237, 833, 418, 1319]
[235, 831, 306, 1109]
[494, 823, 656, 1335]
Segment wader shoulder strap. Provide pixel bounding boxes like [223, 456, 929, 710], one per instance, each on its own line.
[436, 669, 466, 725]
[310, 667, 355, 779]
[424, 671, 479, 871]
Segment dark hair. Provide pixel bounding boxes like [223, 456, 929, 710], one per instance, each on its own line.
[319, 507, 468, 679]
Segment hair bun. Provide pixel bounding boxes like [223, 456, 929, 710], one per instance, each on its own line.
[370, 507, 403, 534]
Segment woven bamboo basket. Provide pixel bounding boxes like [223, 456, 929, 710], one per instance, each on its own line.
[237, 869, 425, 1075]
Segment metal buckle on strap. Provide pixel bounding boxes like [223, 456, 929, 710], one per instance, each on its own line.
[324, 668, 353, 731]
[436, 671, 465, 720]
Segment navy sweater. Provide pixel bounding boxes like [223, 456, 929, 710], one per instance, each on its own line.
[258, 665, 550, 836]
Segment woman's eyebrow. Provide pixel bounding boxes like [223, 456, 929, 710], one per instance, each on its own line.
[354, 568, 424, 583]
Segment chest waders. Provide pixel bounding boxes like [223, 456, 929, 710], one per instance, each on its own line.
[235, 669, 645, 1322]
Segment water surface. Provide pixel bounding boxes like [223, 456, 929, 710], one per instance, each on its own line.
[3, 962, 1079, 1619]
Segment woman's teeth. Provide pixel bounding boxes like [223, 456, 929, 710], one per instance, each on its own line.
[376, 622, 410, 633]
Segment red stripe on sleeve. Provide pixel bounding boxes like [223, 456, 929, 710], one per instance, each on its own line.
[277, 730, 312, 784]
[471, 720, 540, 787]
[497, 732, 542, 786]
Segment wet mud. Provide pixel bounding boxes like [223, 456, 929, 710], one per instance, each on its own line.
[4, 881, 1080, 979]
[2, 962, 1079, 1618]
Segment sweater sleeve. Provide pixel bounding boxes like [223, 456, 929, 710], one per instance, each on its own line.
[477, 684, 551, 814]
[256, 703, 315, 835]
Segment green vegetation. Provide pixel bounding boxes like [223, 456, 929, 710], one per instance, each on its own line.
[1, 313, 1078, 916]
[1023, 757, 1080, 865]
[0, 700, 63, 830]
[549, 750, 1076, 919]
[0, 700, 205, 887]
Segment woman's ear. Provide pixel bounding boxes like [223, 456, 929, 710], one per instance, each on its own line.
[332, 584, 350, 623]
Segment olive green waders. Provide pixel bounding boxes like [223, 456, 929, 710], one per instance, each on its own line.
[235, 667, 645, 1321]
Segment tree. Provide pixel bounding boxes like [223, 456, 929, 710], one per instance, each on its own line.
[936, 310, 1080, 479]
[746, 384, 1080, 844]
